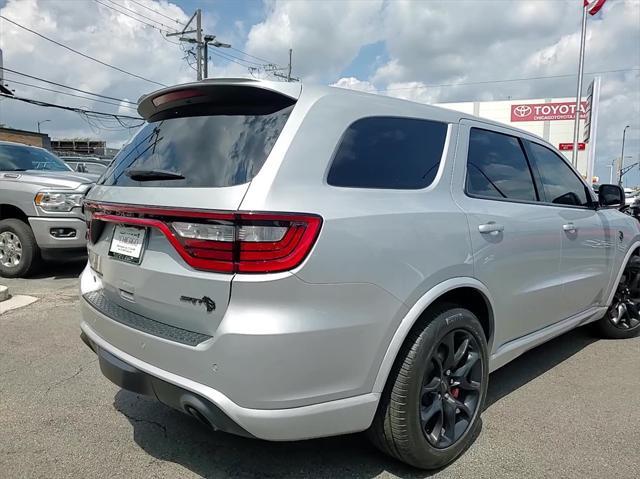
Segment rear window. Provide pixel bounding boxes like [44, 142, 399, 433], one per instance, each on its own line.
[99, 104, 293, 187]
[327, 117, 448, 189]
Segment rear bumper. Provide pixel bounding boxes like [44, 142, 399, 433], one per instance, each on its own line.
[28, 217, 87, 249]
[79, 262, 405, 411]
[80, 321, 379, 441]
[81, 330, 253, 438]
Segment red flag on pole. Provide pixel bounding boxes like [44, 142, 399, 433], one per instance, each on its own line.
[584, 0, 607, 16]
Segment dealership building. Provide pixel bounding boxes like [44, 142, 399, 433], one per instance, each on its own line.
[436, 83, 601, 183]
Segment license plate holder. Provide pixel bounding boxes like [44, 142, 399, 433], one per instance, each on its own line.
[109, 225, 147, 264]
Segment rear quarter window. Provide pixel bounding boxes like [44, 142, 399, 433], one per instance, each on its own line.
[327, 117, 448, 189]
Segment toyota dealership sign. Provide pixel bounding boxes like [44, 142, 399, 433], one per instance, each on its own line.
[511, 101, 588, 122]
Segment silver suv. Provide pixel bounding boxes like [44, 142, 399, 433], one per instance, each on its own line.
[79, 79, 640, 469]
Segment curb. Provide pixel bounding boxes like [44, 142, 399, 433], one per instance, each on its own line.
[0, 285, 8, 302]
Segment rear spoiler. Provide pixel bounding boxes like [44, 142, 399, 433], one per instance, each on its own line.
[137, 79, 302, 121]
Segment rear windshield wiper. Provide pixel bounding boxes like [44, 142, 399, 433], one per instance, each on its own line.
[125, 168, 185, 181]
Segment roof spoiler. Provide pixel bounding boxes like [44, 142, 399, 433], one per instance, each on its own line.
[137, 79, 301, 121]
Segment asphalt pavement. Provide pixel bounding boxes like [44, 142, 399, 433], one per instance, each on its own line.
[1, 262, 639, 478]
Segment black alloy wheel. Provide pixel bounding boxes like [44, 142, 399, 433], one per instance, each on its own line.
[607, 284, 640, 331]
[368, 305, 488, 470]
[420, 329, 483, 448]
[597, 257, 640, 339]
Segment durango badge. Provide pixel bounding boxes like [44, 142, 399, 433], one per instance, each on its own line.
[179, 295, 216, 313]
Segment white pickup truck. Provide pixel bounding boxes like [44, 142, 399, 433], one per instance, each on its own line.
[0, 140, 97, 277]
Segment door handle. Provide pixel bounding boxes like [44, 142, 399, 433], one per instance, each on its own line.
[563, 223, 578, 232]
[478, 222, 504, 234]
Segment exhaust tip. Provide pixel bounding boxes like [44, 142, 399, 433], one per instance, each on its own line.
[184, 404, 214, 430]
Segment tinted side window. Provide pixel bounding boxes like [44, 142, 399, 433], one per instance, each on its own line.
[465, 128, 537, 202]
[327, 117, 448, 189]
[527, 142, 590, 207]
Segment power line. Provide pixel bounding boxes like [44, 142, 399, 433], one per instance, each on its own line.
[229, 46, 282, 67]
[380, 67, 640, 92]
[158, 28, 182, 46]
[213, 49, 264, 66]
[95, 0, 180, 34]
[0, 67, 138, 105]
[3, 78, 139, 111]
[0, 15, 167, 87]
[129, 0, 185, 26]
[93, 0, 175, 33]
[264, 49, 298, 82]
[0, 93, 144, 123]
[168, 9, 236, 81]
[209, 49, 262, 68]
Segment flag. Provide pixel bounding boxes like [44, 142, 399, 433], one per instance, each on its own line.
[584, 0, 607, 16]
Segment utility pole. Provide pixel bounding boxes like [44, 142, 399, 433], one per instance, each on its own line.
[203, 37, 208, 79]
[0, 48, 13, 95]
[263, 49, 299, 82]
[167, 10, 230, 81]
[37, 119, 50, 133]
[195, 9, 202, 81]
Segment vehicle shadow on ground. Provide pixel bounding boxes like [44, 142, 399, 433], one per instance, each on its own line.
[113, 326, 599, 479]
[484, 325, 598, 409]
[28, 260, 85, 280]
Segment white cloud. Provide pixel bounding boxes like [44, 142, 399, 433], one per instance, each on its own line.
[333, 0, 640, 182]
[331, 77, 376, 93]
[0, 0, 638, 181]
[0, 0, 236, 146]
[245, 0, 384, 82]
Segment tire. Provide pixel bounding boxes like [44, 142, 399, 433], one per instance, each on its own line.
[596, 315, 640, 339]
[368, 304, 489, 470]
[596, 256, 640, 340]
[0, 219, 41, 278]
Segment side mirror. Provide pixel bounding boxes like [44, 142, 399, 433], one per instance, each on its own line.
[598, 184, 625, 207]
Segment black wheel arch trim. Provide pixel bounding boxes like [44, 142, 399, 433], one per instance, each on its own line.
[372, 278, 495, 395]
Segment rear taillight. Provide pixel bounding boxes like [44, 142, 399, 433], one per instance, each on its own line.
[85, 203, 322, 274]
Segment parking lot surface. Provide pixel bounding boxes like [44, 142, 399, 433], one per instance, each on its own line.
[1, 264, 639, 479]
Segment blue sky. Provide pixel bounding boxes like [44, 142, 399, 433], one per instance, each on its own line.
[163, 0, 388, 84]
[0, 0, 638, 185]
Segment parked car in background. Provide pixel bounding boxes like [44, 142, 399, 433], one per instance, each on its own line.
[624, 188, 639, 206]
[0, 141, 97, 277]
[61, 157, 111, 175]
[79, 79, 640, 470]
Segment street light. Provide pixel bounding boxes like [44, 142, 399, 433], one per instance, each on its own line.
[617, 156, 634, 187]
[619, 125, 631, 185]
[203, 34, 230, 79]
[606, 159, 615, 184]
[37, 119, 51, 133]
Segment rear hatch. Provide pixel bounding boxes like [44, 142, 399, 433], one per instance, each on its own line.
[85, 80, 300, 336]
